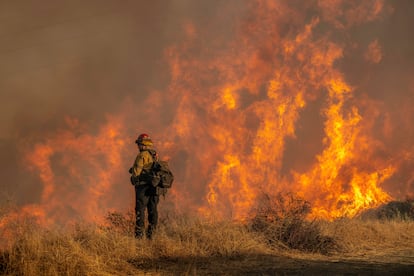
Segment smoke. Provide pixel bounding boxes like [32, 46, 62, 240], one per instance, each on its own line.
[0, 0, 175, 203]
[364, 40, 382, 64]
[1, 0, 414, 224]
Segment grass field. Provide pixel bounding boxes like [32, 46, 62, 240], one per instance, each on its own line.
[1, 199, 414, 275]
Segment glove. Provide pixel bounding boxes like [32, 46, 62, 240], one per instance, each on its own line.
[130, 175, 137, 186]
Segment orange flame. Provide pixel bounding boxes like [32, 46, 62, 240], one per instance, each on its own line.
[294, 78, 393, 218]
[165, 0, 396, 220]
[4, 0, 412, 229]
[20, 114, 128, 225]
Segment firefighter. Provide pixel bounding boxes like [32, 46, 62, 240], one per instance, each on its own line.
[129, 133, 159, 239]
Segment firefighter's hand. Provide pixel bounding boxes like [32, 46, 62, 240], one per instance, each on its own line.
[130, 176, 137, 186]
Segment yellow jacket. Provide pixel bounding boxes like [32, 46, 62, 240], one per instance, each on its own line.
[131, 150, 155, 178]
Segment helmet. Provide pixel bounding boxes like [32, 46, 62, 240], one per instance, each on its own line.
[135, 133, 153, 146]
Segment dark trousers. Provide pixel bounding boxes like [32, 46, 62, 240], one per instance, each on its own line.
[135, 184, 159, 238]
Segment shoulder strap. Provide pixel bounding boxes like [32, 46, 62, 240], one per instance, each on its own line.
[145, 149, 158, 162]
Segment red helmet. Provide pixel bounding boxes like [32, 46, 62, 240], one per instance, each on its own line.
[135, 133, 153, 146]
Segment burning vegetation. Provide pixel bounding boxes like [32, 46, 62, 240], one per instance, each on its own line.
[1, 1, 414, 272]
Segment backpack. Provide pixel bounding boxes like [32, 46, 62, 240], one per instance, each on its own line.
[141, 149, 174, 191]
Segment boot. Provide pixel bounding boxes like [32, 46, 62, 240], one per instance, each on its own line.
[135, 226, 144, 239]
[146, 224, 156, 240]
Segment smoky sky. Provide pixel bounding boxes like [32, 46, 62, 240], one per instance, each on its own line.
[0, 0, 224, 204]
[1, 0, 172, 137]
[1, 0, 414, 212]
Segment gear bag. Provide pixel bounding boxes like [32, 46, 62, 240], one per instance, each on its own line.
[150, 160, 174, 188]
[140, 150, 174, 190]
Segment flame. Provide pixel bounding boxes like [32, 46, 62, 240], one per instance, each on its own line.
[165, 0, 397, 220]
[4, 0, 413, 230]
[294, 78, 393, 218]
[18, 114, 128, 225]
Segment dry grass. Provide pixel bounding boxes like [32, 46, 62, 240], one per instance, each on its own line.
[1, 222, 139, 275]
[0, 212, 269, 275]
[320, 218, 414, 259]
[1, 198, 414, 275]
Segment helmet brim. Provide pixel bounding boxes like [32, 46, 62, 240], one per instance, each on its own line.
[137, 139, 153, 147]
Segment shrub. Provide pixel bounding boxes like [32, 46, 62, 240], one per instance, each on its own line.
[249, 193, 338, 254]
[377, 199, 414, 220]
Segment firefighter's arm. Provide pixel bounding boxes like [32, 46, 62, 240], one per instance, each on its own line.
[132, 154, 145, 177]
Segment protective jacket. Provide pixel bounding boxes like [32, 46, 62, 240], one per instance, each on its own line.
[131, 149, 155, 185]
